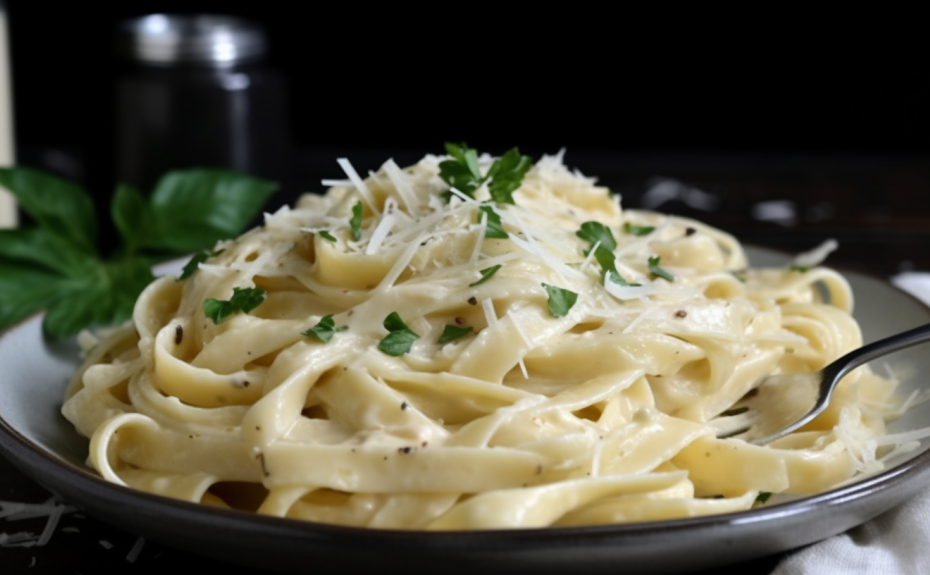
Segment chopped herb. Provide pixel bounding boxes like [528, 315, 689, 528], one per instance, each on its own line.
[648, 256, 675, 282]
[469, 264, 502, 286]
[301, 314, 347, 343]
[624, 222, 656, 236]
[790, 265, 810, 273]
[478, 205, 508, 239]
[350, 201, 363, 241]
[0, 167, 276, 338]
[179, 248, 223, 280]
[318, 230, 337, 243]
[576, 221, 638, 285]
[755, 492, 772, 504]
[542, 283, 578, 318]
[378, 312, 419, 356]
[731, 270, 747, 283]
[485, 148, 533, 205]
[577, 222, 617, 252]
[203, 287, 266, 324]
[438, 324, 473, 345]
[439, 142, 532, 204]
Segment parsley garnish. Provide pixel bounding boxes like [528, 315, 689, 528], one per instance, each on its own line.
[438, 324, 473, 345]
[179, 248, 223, 280]
[790, 265, 810, 273]
[542, 283, 578, 318]
[478, 205, 508, 239]
[624, 222, 656, 236]
[731, 270, 747, 283]
[301, 314, 347, 343]
[203, 287, 266, 324]
[318, 230, 337, 243]
[350, 202, 363, 241]
[755, 492, 772, 504]
[439, 143, 532, 204]
[577, 222, 617, 252]
[378, 312, 419, 356]
[648, 256, 675, 282]
[0, 167, 276, 338]
[469, 264, 502, 286]
[576, 221, 638, 285]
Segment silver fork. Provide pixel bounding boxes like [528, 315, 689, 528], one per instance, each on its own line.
[715, 322, 930, 445]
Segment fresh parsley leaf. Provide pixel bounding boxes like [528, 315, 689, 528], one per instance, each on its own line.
[204, 287, 266, 324]
[438, 324, 473, 345]
[607, 270, 639, 287]
[350, 201, 363, 241]
[302, 314, 347, 343]
[790, 265, 809, 273]
[439, 143, 532, 203]
[577, 222, 617, 252]
[648, 256, 675, 282]
[624, 222, 656, 236]
[378, 312, 420, 356]
[439, 142, 483, 198]
[0, 167, 276, 338]
[478, 205, 508, 239]
[731, 270, 747, 283]
[469, 264, 502, 286]
[542, 283, 578, 318]
[755, 492, 772, 504]
[318, 230, 337, 242]
[179, 248, 223, 280]
[486, 147, 533, 205]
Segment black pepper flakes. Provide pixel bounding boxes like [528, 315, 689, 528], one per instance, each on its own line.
[685, 227, 697, 236]
[174, 325, 183, 345]
[467, 296, 478, 305]
[398, 446, 415, 454]
[675, 310, 688, 319]
[401, 401, 409, 411]
[454, 317, 465, 325]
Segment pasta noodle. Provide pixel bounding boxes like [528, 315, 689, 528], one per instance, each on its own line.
[62, 149, 907, 529]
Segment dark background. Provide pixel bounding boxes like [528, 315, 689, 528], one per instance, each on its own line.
[4, 2, 930, 275]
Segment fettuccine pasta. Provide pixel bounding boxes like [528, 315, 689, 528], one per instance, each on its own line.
[62, 149, 906, 529]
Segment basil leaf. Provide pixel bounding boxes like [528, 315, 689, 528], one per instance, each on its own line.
[350, 201, 363, 241]
[648, 256, 675, 282]
[111, 183, 152, 256]
[469, 264, 502, 287]
[318, 230, 337, 242]
[577, 222, 617, 252]
[624, 222, 656, 236]
[302, 314, 346, 343]
[0, 227, 97, 277]
[378, 312, 419, 356]
[0, 261, 70, 331]
[542, 283, 578, 318]
[478, 205, 508, 239]
[143, 169, 277, 253]
[0, 166, 98, 255]
[204, 287, 266, 324]
[438, 324, 473, 345]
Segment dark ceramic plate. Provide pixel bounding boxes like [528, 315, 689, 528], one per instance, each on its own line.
[2, 248, 930, 574]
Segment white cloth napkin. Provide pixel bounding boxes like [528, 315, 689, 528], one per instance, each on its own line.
[770, 272, 930, 575]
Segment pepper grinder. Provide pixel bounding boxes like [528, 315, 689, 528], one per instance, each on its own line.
[114, 14, 289, 193]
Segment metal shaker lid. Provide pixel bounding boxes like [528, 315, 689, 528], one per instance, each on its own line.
[117, 14, 268, 66]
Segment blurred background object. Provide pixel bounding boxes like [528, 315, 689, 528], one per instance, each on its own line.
[114, 13, 288, 194]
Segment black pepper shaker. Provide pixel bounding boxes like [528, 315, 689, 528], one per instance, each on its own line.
[114, 14, 289, 193]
